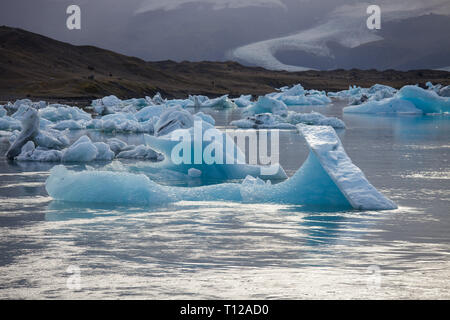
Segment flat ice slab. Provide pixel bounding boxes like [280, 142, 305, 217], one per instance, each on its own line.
[298, 125, 397, 210]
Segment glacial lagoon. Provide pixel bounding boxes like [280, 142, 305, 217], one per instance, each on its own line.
[0, 101, 449, 299]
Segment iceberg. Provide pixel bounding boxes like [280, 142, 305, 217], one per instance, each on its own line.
[144, 120, 287, 180]
[268, 84, 331, 106]
[231, 113, 296, 129]
[439, 86, 450, 97]
[17, 141, 62, 162]
[154, 107, 194, 136]
[6, 108, 40, 159]
[39, 105, 91, 122]
[87, 113, 155, 133]
[397, 85, 450, 114]
[231, 112, 345, 129]
[286, 112, 345, 128]
[45, 125, 397, 210]
[61, 135, 115, 162]
[199, 95, 237, 109]
[0, 106, 6, 117]
[233, 95, 253, 108]
[343, 85, 450, 114]
[0, 116, 22, 131]
[244, 96, 288, 116]
[343, 97, 421, 114]
[329, 84, 396, 104]
[61, 136, 99, 162]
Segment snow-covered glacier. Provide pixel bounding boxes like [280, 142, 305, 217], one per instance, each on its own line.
[45, 125, 397, 211]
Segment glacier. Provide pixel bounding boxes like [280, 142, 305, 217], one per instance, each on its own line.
[45, 125, 397, 211]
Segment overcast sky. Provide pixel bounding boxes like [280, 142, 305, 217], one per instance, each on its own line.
[1, 0, 449, 69]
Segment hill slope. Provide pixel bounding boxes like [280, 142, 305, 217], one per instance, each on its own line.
[0, 26, 449, 103]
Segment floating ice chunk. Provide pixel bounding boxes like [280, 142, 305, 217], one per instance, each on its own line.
[231, 113, 296, 129]
[287, 112, 346, 129]
[39, 105, 91, 122]
[46, 165, 171, 205]
[35, 128, 70, 150]
[297, 125, 397, 210]
[89, 113, 154, 133]
[106, 138, 129, 155]
[233, 95, 253, 108]
[280, 84, 305, 96]
[135, 105, 166, 122]
[232, 112, 345, 129]
[154, 107, 194, 136]
[12, 99, 33, 110]
[0, 116, 21, 131]
[397, 85, 450, 114]
[152, 92, 166, 105]
[343, 97, 422, 114]
[201, 95, 237, 109]
[61, 135, 98, 162]
[425, 82, 442, 94]
[93, 142, 115, 161]
[11, 104, 32, 120]
[328, 85, 363, 99]
[45, 126, 396, 210]
[194, 112, 215, 126]
[17, 141, 62, 162]
[144, 121, 287, 180]
[439, 86, 450, 97]
[101, 95, 121, 107]
[117, 145, 163, 161]
[0, 106, 6, 117]
[6, 108, 40, 159]
[268, 84, 331, 106]
[245, 96, 288, 116]
[330, 84, 396, 105]
[282, 94, 331, 106]
[344, 85, 450, 114]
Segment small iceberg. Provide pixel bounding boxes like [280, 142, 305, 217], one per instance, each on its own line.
[45, 125, 397, 211]
[231, 112, 345, 129]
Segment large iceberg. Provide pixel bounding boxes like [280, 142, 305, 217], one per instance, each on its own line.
[397, 85, 450, 114]
[45, 125, 396, 210]
[143, 119, 287, 180]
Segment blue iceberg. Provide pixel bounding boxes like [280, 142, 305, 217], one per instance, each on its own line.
[45, 125, 397, 211]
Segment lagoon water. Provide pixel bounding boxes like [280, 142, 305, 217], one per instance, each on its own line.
[0, 101, 449, 299]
